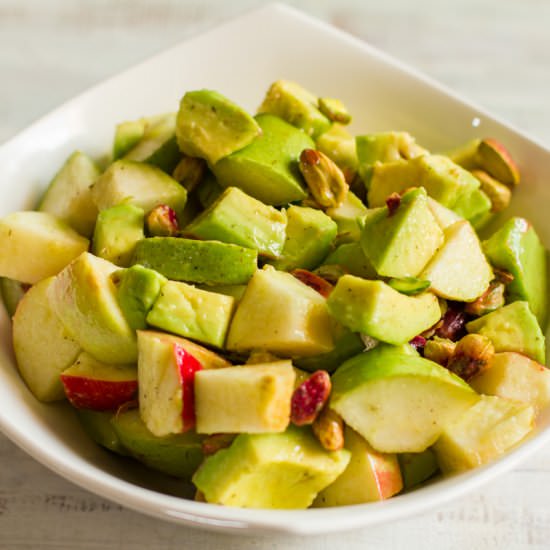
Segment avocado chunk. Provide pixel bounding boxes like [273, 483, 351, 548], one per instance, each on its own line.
[75, 409, 128, 455]
[110, 409, 203, 479]
[325, 191, 368, 243]
[196, 172, 224, 209]
[398, 449, 439, 489]
[147, 280, 235, 348]
[483, 217, 547, 327]
[38, 151, 100, 237]
[48, 252, 137, 364]
[326, 275, 441, 345]
[212, 113, 312, 205]
[113, 118, 148, 160]
[144, 135, 182, 174]
[270, 205, 337, 271]
[451, 187, 492, 226]
[367, 155, 480, 215]
[316, 124, 358, 180]
[322, 242, 377, 279]
[192, 426, 350, 508]
[92, 203, 145, 267]
[194, 361, 295, 434]
[330, 345, 479, 452]
[112, 265, 167, 330]
[361, 188, 444, 278]
[132, 237, 257, 285]
[466, 301, 545, 364]
[226, 266, 334, 357]
[91, 160, 187, 219]
[258, 80, 331, 139]
[0, 277, 27, 318]
[176, 90, 261, 165]
[185, 187, 287, 258]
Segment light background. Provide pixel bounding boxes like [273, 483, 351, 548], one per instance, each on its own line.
[1, 1, 550, 548]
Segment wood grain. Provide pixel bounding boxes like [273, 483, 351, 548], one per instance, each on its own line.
[1, 0, 550, 548]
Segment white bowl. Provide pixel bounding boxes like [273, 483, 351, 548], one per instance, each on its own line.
[1, 2, 550, 536]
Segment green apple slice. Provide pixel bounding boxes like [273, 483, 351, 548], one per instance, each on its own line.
[194, 362, 295, 434]
[331, 345, 479, 453]
[314, 426, 403, 506]
[433, 395, 534, 473]
[421, 220, 493, 301]
[0, 211, 89, 284]
[48, 252, 137, 364]
[470, 352, 550, 411]
[13, 276, 81, 401]
[193, 426, 350, 509]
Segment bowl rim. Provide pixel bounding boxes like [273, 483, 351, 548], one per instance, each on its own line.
[1, 2, 549, 535]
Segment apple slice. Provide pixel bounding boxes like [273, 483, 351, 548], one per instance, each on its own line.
[314, 426, 403, 506]
[194, 362, 295, 434]
[470, 352, 550, 411]
[421, 220, 493, 302]
[13, 276, 81, 402]
[137, 330, 203, 436]
[426, 197, 463, 230]
[48, 252, 137, 364]
[0, 211, 89, 284]
[331, 345, 479, 452]
[398, 449, 439, 489]
[433, 395, 534, 473]
[478, 138, 520, 186]
[61, 352, 137, 410]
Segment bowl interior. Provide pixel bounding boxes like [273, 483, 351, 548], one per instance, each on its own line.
[1, 3, 550, 535]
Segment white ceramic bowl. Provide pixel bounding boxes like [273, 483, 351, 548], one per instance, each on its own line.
[1, 3, 550, 536]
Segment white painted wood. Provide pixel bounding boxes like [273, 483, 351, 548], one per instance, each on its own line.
[1, 0, 550, 548]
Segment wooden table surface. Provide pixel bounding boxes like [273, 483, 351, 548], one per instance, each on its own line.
[1, 1, 550, 548]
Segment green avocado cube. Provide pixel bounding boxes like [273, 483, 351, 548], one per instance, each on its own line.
[466, 301, 546, 364]
[112, 265, 167, 330]
[361, 188, 444, 278]
[322, 242, 377, 279]
[398, 449, 439, 489]
[258, 80, 331, 139]
[196, 172, 224, 209]
[92, 203, 145, 267]
[91, 160, 187, 219]
[327, 276, 441, 345]
[212, 114, 312, 206]
[368, 155, 480, 215]
[124, 114, 178, 165]
[38, 151, 100, 238]
[316, 124, 358, 179]
[452, 187, 492, 227]
[110, 409, 203, 479]
[133, 237, 257, 285]
[483, 217, 547, 327]
[113, 119, 147, 160]
[185, 187, 287, 259]
[193, 426, 350, 508]
[270, 205, 337, 271]
[75, 409, 128, 455]
[147, 280, 235, 348]
[176, 90, 261, 165]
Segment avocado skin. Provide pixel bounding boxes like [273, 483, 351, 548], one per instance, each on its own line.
[483, 217, 547, 328]
[133, 237, 258, 285]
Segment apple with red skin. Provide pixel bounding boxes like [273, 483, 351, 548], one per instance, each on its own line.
[174, 343, 202, 430]
[60, 352, 137, 410]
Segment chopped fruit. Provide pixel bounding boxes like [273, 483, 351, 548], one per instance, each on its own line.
[291, 269, 334, 298]
[146, 204, 180, 237]
[172, 155, 206, 192]
[314, 426, 403, 506]
[137, 331, 203, 436]
[433, 395, 534, 473]
[388, 277, 431, 296]
[290, 370, 332, 426]
[60, 352, 137, 410]
[194, 362, 295, 434]
[477, 138, 520, 186]
[331, 345, 478, 453]
[471, 169, 512, 212]
[470, 352, 550, 411]
[201, 434, 236, 456]
[75, 410, 128, 455]
[312, 407, 345, 451]
[464, 281, 506, 316]
[192, 426, 350, 509]
[398, 449, 439, 489]
[318, 97, 352, 124]
[299, 149, 349, 208]
[446, 334, 495, 382]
